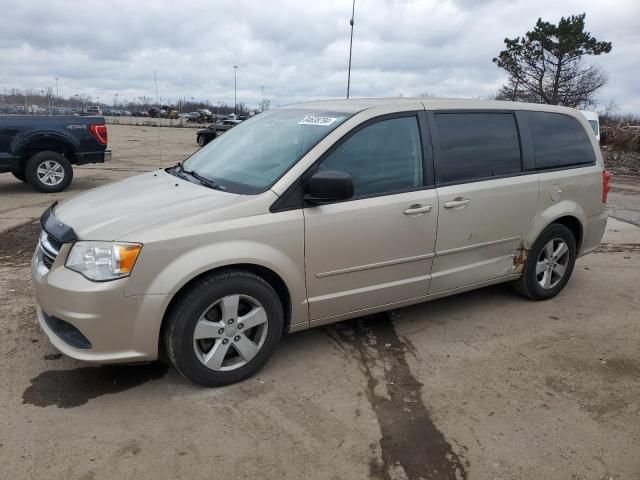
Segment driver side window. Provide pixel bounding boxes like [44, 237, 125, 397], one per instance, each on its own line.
[318, 115, 423, 198]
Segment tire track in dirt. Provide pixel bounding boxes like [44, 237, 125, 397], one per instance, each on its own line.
[326, 314, 467, 480]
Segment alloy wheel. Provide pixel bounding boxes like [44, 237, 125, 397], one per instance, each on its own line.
[536, 238, 570, 289]
[36, 160, 65, 186]
[192, 294, 269, 371]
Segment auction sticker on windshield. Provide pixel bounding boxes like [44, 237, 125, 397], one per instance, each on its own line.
[298, 115, 340, 126]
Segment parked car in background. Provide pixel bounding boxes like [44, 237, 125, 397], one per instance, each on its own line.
[0, 115, 110, 192]
[196, 119, 242, 146]
[31, 98, 608, 387]
[580, 110, 600, 142]
[82, 105, 102, 116]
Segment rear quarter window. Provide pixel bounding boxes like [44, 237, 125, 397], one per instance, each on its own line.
[526, 112, 596, 169]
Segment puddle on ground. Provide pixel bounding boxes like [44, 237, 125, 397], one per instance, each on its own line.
[22, 362, 169, 408]
[326, 314, 467, 480]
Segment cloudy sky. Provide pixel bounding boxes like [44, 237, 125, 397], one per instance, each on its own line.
[1, 0, 638, 112]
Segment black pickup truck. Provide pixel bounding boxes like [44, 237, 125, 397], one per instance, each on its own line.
[0, 116, 111, 192]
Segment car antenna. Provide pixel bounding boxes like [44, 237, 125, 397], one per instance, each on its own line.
[154, 70, 163, 163]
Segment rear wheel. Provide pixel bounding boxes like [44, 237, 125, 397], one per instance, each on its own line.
[25, 151, 73, 193]
[164, 270, 284, 387]
[513, 224, 576, 300]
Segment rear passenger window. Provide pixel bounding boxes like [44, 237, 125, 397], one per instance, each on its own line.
[434, 113, 521, 184]
[318, 116, 423, 197]
[527, 112, 596, 169]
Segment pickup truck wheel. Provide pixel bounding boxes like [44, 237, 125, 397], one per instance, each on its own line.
[513, 224, 576, 300]
[12, 170, 26, 182]
[164, 270, 284, 387]
[197, 134, 207, 147]
[25, 151, 73, 193]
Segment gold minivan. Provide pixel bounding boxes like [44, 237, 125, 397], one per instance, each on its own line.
[32, 98, 610, 386]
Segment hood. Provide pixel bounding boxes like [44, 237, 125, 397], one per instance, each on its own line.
[54, 170, 239, 240]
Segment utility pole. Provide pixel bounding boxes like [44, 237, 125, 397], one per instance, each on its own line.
[346, 0, 356, 99]
[260, 86, 264, 112]
[55, 77, 59, 106]
[233, 65, 239, 114]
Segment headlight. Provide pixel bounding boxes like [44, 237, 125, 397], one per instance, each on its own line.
[66, 241, 142, 281]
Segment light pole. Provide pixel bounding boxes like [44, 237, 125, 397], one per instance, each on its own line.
[260, 86, 264, 112]
[233, 65, 239, 114]
[114, 93, 119, 107]
[346, 0, 356, 99]
[55, 77, 59, 106]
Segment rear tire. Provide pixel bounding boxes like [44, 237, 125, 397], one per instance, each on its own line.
[25, 151, 73, 193]
[513, 224, 576, 300]
[164, 270, 284, 387]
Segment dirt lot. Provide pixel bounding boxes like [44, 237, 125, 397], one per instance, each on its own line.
[0, 125, 639, 480]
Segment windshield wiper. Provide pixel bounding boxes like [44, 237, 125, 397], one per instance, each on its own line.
[184, 168, 220, 190]
[168, 162, 189, 180]
[169, 162, 220, 190]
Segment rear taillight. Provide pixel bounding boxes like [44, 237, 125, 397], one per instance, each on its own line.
[89, 124, 108, 145]
[602, 170, 612, 203]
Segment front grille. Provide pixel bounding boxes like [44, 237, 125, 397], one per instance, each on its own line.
[47, 234, 63, 252]
[37, 230, 61, 272]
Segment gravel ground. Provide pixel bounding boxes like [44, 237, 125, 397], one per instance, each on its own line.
[0, 125, 638, 480]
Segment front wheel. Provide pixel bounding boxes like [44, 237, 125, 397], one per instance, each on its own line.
[197, 134, 207, 147]
[164, 270, 284, 387]
[25, 151, 73, 193]
[513, 223, 576, 300]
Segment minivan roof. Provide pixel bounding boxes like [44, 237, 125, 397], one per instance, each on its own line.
[286, 97, 583, 116]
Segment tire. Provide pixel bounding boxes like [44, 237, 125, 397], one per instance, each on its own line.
[197, 134, 207, 147]
[164, 270, 284, 387]
[25, 151, 73, 193]
[513, 223, 576, 300]
[12, 170, 26, 182]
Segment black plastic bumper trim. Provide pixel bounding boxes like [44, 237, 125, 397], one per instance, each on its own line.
[43, 311, 92, 350]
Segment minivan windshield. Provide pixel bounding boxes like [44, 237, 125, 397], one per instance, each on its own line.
[182, 109, 351, 194]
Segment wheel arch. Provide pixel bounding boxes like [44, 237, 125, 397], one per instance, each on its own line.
[524, 202, 586, 254]
[551, 216, 583, 252]
[16, 133, 78, 164]
[158, 263, 294, 356]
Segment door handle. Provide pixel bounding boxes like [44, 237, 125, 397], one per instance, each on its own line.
[403, 204, 432, 215]
[443, 198, 470, 209]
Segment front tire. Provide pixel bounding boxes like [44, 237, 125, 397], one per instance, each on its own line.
[197, 134, 207, 147]
[513, 224, 576, 300]
[164, 270, 284, 387]
[25, 151, 73, 193]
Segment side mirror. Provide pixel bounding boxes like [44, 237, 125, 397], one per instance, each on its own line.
[304, 170, 354, 204]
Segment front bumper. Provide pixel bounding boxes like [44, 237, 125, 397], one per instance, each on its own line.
[31, 245, 165, 364]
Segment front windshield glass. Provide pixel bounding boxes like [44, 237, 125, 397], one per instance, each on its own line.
[183, 109, 351, 193]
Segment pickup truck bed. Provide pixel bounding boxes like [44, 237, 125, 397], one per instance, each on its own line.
[0, 115, 110, 192]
